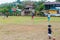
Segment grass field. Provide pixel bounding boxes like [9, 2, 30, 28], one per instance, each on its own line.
[0, 16, 60, 40]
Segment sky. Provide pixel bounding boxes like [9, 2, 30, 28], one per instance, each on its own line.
[0, 0, 55, 4]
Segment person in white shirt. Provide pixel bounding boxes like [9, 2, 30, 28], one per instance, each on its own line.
[47, 12, 51, 25]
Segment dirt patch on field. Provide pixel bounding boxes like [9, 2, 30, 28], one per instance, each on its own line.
[0, 22, 60, 40]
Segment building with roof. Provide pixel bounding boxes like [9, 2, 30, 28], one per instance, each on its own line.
[44, 2, 60, 16]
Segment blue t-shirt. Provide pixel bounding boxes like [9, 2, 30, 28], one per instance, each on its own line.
[48, 14, 50, 17]
[48, 14, 51, 21]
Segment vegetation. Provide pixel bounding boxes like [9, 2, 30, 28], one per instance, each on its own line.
[56, 0, 60, 2]
[0, 16, 60, 24]
[34, 2, 44, 16]
[0, 1, 45, 16]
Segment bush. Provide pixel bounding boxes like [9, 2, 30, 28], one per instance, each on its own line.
[38, 12, 45, 16]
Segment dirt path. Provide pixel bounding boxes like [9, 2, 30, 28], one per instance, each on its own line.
[0, 22, 60, 40]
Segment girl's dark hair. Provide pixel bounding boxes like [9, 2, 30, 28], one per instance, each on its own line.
[48, 13, 50, 14]
[48, 25, 51, 27]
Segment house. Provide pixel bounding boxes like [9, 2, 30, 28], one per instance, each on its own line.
[44, 2, 60, 16]
[22, 1, 34, 15]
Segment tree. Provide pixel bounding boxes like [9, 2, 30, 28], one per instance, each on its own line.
[34, 2, 44, 16]
[56, 0, 60, 2]
[0, 4, 12, 16]
[17, 4, 24, 9]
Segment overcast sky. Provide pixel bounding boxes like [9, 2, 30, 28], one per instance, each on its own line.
[0, 0, 56, 4]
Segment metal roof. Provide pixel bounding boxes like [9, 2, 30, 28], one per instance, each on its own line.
[44, 2, 60, 5]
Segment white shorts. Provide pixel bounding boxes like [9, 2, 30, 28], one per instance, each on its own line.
[48, 34, 51, 37]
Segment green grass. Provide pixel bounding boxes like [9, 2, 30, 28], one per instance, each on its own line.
[0, 16, 60, 40]
[0, 16, 60, 24]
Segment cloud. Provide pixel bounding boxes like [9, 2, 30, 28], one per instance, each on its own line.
[47, 0, 55, 2]
[0, 0, 55, 4]
[0, 0, 16, 4]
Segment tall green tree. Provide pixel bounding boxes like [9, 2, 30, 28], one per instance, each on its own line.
[33, 1, 45, 16]
[34, 2, 44, 11]
[56, 0, 60, 2]
[17, 4, 24, 9]
[0, 4, 12, 16]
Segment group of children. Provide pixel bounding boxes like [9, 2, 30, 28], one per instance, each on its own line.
[1, 9, 55, 40]
[32, 11, 55, 40]
[48, 13, 55, 40]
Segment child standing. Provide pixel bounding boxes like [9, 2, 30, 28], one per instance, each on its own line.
[32, 9, 35, 19]
[48, 13, 51, 25]
[32, 13, 34, 19]
[48, 25, 52, 39]
[48, 13, 51, 22]
[6, 12, 9, 18]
